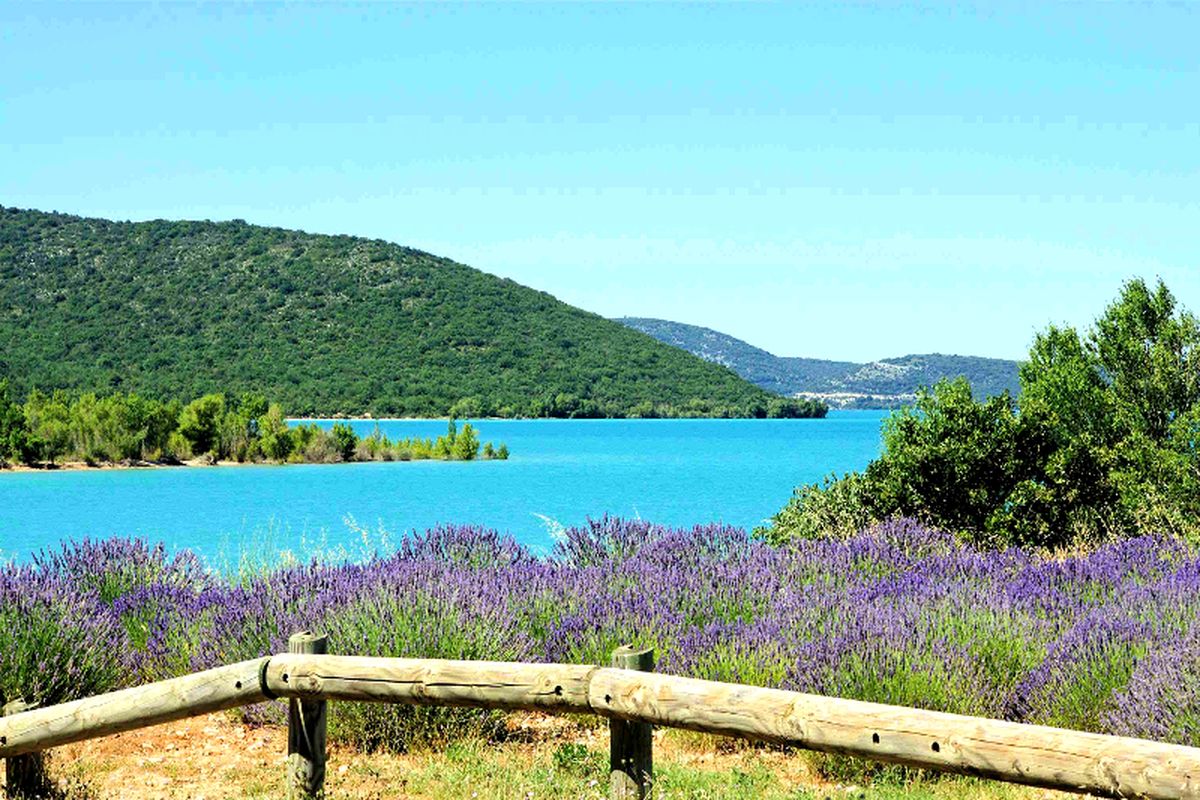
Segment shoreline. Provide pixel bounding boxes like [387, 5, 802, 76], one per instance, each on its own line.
[0, 457, 276, 474]
[288, 414, 843, 422]
[0, 455, 506, 474]
[0, 455, 501, 474]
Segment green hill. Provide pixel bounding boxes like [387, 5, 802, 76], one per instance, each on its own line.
[617, 317, 1021, 408]
[0, 207, 820, 418]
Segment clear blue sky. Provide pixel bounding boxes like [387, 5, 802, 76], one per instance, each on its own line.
[2, 2, 1196, 362]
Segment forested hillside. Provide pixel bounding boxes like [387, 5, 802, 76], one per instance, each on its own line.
[0, 207, 820, 418]
[618, 317, 1020, 407]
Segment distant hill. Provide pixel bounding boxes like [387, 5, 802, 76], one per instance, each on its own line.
[0, 207, 814, 418]
[617, 317, 1021, 408]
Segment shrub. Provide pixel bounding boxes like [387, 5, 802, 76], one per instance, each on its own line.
[765, 278, 1200, 549]
[757, 472, 874, 544]
[177, 393, 226, 457]
[0, 568, 127, 707]
[330, 422, 358, 462]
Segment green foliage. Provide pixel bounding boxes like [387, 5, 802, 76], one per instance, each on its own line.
[0, 386, 507, 468]
[330, 422, 358, 462]
[766, 397, 827, 418]
[177, 393, 226, 457]
[0, 207, 802, 418]
[757, 471, 874, 544]
[864, 381, 1047, 545]
[551, 742, 605, 776]
[3, 388, 186, 466]
[765, 278, 1200, 548]
[0, 378, 32, 464]
[23, 389, 70, 463]
[447, 396, 485, 419]
[1093, 279, 1200, 442]
[451, 422, 480, 460]
[257, 403, 293, 461]
[479, 439, 510, 460]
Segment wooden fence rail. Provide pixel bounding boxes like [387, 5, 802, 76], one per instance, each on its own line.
[3, 637, 1200, 800]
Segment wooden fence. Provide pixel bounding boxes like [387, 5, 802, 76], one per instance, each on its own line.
[3, 632, 1200, 799]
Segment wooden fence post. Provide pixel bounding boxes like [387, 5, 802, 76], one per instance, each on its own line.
[609, 646, 654, 800]
[287, 632, 328, 800]
[3, 699, 48, 799]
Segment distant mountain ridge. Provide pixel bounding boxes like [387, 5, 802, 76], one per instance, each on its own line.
[616, 317, 1021, 408]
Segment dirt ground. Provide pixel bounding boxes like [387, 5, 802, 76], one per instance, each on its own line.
[7, 712, 811, 800]
[5, 712, 1079, 800]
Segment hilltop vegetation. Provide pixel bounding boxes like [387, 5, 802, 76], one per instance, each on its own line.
[0, 207, 822, 419]
[617, 317, 1020, 406]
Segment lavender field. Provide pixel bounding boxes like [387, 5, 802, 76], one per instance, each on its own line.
[3, 518, 1197, 753]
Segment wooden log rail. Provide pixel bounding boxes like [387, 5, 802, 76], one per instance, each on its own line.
[4, 645, 1200, 800]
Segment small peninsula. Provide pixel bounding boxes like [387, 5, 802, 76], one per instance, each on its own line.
[0, 386, 507, 470]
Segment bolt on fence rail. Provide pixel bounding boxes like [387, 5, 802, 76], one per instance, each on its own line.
[3, 633, 1200, 800]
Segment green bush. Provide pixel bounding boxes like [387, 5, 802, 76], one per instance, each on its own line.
[0, 378, 31, 465]
[177, 393, 226, 457]
[330, 422, 358, 462]
[0, 585, 126, 708]
[764, 278, 1200, 548]
[757, 472, 873, 544]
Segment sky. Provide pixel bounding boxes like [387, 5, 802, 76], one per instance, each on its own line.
[2, 2, 1197, 363]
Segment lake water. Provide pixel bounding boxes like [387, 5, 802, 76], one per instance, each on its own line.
[0, 411, 888, 561]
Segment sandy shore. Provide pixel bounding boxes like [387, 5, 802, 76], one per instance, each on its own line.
[1, 458, 271, 474]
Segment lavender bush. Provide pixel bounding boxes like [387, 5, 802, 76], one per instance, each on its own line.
[4, 517, 1198, 757]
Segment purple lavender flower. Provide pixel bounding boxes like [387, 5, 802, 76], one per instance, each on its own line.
[4, 519, 1198, 747]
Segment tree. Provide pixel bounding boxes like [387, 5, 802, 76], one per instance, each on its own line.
[140, 397, 182, 458]
[448, 396, 485, 419]
[238, 393, 269, 425]
[0, 380, 30, 465]
[258, 403, 294, 461]
[1018, 325, 1113, 445]
[764, 278, 1200, 548]
[1092, 278, 1200, 444]
[93, 393, 146, 461]
[330, 423, 358, 462]
[452, 423, 480, 460]
[1088, 280, 1200, 537]
[67, 393, 104, 463]
[862, 379, 1033, 540]
[1011, 324, 1124, 542]
[23, 389, 71, 464]
[177, 394, 226, 457]
[434, 420, 457, 458]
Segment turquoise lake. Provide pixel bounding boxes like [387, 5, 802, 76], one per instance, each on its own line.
[0, 411, 887, 561]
